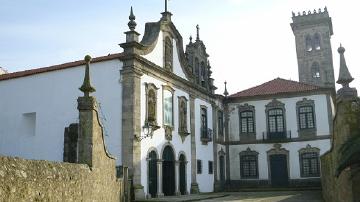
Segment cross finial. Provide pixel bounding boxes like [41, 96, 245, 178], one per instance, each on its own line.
[196, 24, 200, 41]
[165, 0, 169, 12]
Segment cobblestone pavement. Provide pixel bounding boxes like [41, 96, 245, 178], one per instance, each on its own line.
[200, 191, 323, 202]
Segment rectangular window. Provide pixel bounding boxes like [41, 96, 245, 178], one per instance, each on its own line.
[268, 108, 284, 133]
[299, 106, 315, 129]
[301, 152, 320, 177]
[208, 161, 213, 174]
[240, 155, 258, 179]
[240, 111, 254, 134]
[197, 160, 202, 174]
[201, 107, 208, 138]
[163, 89, 173, 126]
[218, 111, 223, 137]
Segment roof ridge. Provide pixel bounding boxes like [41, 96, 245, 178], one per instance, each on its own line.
[0, 53, 124, 81]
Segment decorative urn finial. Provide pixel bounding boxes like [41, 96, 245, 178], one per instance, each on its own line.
[79, 55, 96, 97]
[337, 44, 354, 88]
[224, 81, 229, 97]
[128, 6, 137, 31]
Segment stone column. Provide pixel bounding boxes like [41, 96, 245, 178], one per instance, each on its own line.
[212, 104, 220, 191]
[146, 158, 151, 199]
[185, 161, 189, 195]
[175, 161, 181, 195]
[189, 94, 199, 193]
[224, 102, 231, 185]
[157, 160, 164, 197]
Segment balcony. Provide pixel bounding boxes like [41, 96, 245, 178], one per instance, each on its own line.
[201, 128, 212, 144]
[262, 131, 292, 143]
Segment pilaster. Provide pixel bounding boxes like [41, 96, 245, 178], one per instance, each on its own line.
[121, 59, 144, 200]
[189, 94, 199, 193]
[175, 161, 181, 195]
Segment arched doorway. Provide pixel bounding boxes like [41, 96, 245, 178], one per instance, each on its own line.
[148, 151, 157, 198]
[162, 146, 175, 196]
[219, 155, 225, 182]
[179, 154, 187, 195]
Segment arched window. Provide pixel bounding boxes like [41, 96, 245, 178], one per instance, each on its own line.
[311, 62, 320, 78]
[195, 58, 200, 84]
[200, 61, 206, 87]
[305, 35, 312, 52]
[164, 36, 173, 70]
[313, 33, 321, 50]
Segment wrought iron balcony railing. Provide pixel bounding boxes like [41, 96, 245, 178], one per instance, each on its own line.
[262, 130, 292, 142]
[201, 128, 212, 143]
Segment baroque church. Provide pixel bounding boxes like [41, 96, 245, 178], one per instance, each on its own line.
[0, 5, 352, 200]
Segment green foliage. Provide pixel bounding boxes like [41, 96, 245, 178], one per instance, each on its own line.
[336, 100, 360, 177]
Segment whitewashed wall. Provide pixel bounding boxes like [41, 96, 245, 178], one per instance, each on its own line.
[140, 74, 192, 195]
[195, 99, 214, 192]
[143, 31, 187, 80]
[228, 94, 331, 141]
[229, 139, 331, 180]
[0, 59, 123, 164]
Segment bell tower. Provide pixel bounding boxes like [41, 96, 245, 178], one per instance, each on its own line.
[291, 7, 335, 88]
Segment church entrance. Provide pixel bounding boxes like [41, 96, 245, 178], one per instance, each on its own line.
[162, 146, 175, 196]
[148, 151, 157, 198]
[269, 154, 288, 187]
[179, 154, 186, 195]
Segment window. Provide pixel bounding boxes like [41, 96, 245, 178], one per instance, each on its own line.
[299, 145, 320, 177]
[201, 107, 208, 139]
[299, 106, 315, 129]
[218, 111, 224, 137]
[311, 62, 320, 78]
[313, 33, 321, 50]
[265, 99, 286, 139]
[195, 58, 200, 84]
[300, 152, 320, 177]
[240, 148, 259, 179]
[296, 98, 316, 135]
[197, 160, 202, 174]
[305, 35, 312, 52]
[268, 109, 284, 133]
[240, 111, 254, 134]
[163, 87, 173, 126]
[201, 61, 206, 87]
[208, 161, 213, 174]
[164, 36, 173, 70]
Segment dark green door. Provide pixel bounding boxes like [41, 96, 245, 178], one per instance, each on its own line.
[148, 151, 157, 198]
[219, 156, 225, 182]
[270, 154, 288, 187]
[162, 146, 175, 196]
[179, 154, 186, 195]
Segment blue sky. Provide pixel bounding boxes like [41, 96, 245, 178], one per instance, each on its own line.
[0, 0, 359, 93]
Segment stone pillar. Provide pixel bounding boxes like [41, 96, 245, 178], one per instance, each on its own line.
[121, 60, 144, 200]
[189, 94, 199, 193]
[212, 104, 220, 191]
[224, 102, 231, 185]
[175, 161, 181, 195]
[185, 161, 189, 195]
[157, 160, 164, 197]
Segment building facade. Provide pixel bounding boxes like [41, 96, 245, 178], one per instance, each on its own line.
[0, 6, 345, 200]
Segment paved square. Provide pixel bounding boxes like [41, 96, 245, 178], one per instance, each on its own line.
[200, 191, 323, 202]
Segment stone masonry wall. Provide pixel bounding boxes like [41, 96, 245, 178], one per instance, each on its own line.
[321, 97, 360, 202]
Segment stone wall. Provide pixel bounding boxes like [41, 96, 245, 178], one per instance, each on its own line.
[320, 95, 360, 202]
[0, 156, 121, 201]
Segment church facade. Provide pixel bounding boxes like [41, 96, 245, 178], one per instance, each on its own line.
[0, 6, 344, 200]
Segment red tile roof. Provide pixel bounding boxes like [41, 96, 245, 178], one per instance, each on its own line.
[229, 78, 322, 98]
[0, 53, 124, 81]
